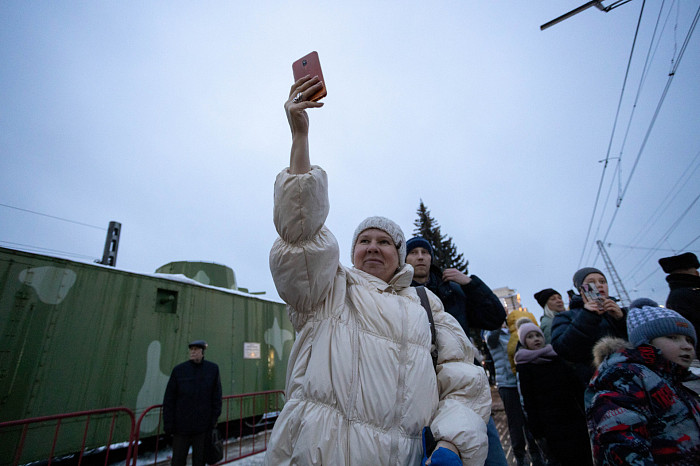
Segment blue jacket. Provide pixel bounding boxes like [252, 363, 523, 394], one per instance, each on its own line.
[551, 295, 627, 385]
[485, 328, 517, 388]
[412, 265, 506, 335]
[163, 359, 222, 435]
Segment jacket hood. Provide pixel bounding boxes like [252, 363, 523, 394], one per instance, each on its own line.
[593, 337, 692, 381]
[592, 336, 630, 366]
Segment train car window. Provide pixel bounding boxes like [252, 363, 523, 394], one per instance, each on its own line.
[156, 288, 178, 313]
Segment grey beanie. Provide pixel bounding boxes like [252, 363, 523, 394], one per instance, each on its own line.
[627, 305, 696, 346]
[351, 216, 406, 268]
[573, 267, 605, 289]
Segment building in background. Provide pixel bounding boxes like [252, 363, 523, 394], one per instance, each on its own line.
[493, 287, 526, 314]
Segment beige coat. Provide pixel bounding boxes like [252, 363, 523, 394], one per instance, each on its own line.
[266, 166, 490, 465]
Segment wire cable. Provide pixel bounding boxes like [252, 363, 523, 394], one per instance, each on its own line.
[679, 234, 700, 251]
[578, 0, 648, 268]
[0, 240, 99, 261]
[606, 243, 679, 252]
[616, 149, 700, 263]
[0, 203, 106, 231]
[600, 3, 700, 248]
[627, 191, 700, 281]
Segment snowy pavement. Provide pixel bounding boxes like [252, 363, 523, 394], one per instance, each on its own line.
[225, 451, 265, 464]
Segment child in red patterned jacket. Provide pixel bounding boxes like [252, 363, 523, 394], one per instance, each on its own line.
[586, 300, 700, 465]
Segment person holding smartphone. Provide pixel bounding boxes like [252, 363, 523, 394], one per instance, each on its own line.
[551, 267, 628, 386]
[264, 74, 490, 466]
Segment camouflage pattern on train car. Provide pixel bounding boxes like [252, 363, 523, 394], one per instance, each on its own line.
[0, 247, 293, 463]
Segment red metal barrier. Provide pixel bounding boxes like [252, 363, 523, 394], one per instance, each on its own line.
[0, 390, 283, 465]
[0, 407, 135, 466]
[132, 389, 285, 465]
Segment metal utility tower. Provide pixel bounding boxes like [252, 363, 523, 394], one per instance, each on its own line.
[596, 240, 631, 308]
[100, 221, 121, 266]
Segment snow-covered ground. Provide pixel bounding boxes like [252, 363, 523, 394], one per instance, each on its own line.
[226, 451, 265, 465]
[117, 431, 270, 466]
[115, 447, 265, 465]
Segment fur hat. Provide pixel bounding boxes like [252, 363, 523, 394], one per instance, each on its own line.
[351, 216, 406, 268]
[630, 297, 658, 309]
[658, 252, 699, 274]
[517, 321, 543, 346]
[627, 305, 696, 346]
[573, 267, 605, 289]
[406, 236, 433, 257]
[534, 288, 560, 308]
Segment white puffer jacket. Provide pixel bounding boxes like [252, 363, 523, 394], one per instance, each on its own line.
[266, 166, 490, 465]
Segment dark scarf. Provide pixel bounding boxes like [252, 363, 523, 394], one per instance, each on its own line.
[514, 344, 558, 365]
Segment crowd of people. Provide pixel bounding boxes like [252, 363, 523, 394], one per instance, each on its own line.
[264, 75, 700, 465]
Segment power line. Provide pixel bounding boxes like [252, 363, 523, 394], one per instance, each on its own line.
[0, 203, 106, 231]
[600, 2, 700, 248]
[605, 243, 679, 252]
[615, 3, 700, 209]
[616, 149, 700, 263]
[632, 232, 700, 289]
[588, 0, 670, 266]
[578, 0, 648, 268]
[0, 240, 98, 261]
[679, 234, 700, 251]
[627, 191, 700, 281]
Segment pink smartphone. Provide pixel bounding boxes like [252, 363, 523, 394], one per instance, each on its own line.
[292, 51, 327, 101]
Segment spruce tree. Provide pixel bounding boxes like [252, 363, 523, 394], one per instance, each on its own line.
[412, 200, 469, 273]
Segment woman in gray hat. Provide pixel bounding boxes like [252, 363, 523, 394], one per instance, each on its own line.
[551, 267, 627, 386]
[264, 75, 490, 466]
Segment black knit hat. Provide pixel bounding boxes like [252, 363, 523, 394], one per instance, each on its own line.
[534, 288, 560, 308]
[406, 237, 433, 257]
[658, 252, 699, 274]
[573, 267, 605, 289]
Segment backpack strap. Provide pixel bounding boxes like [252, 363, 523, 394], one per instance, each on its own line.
[416, 286, 438, 370]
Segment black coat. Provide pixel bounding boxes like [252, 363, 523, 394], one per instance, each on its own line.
[412, 266, 506, 335]
[666, 273, 700, 340]
[517, 357, 592, 466]
[163, 359, 222, 435]
[551, 295, 627, 386]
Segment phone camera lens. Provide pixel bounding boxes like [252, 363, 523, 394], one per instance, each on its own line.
[302, 60, 307, 66]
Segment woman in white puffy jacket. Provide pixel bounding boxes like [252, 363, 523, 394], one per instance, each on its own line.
[264, 75, 491, 466]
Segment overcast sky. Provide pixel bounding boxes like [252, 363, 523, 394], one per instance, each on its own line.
[1, 1, 698, 321]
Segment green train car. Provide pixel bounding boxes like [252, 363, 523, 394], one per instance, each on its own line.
[0, 246, 294, 463]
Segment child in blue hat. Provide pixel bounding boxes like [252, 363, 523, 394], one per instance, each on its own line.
[586, 300, 700, 465]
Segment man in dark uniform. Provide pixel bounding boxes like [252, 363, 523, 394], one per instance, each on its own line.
[659, 252, 700, 341]
[405, 236, 508, 466]
[163, 340, 222, 466]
